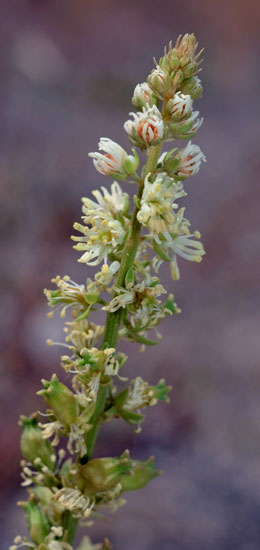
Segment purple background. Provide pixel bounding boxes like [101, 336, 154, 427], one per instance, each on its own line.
[1, 1, 260, 548]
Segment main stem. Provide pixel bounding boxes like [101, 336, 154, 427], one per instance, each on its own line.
[86, 143, 162, 455]
[67, 143, 162, 545]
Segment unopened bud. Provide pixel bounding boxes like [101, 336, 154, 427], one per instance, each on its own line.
[166, 92, 193, 122]
[132, 82, 157, 109]
[147, 67, 171, 96]
[181, 76, 202, 99]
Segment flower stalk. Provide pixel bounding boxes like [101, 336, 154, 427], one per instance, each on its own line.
[11, 34, 206, 550]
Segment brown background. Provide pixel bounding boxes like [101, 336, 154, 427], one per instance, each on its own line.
[1, 0, 260, 549]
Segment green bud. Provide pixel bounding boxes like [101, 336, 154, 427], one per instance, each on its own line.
[158, 148, 181, 176]
[18, 499, 49, 545]
[76, 451, 132, 496]
[120, 456, 160, 492]
[181, 76, 202, 99]
[147, 67, 171, 96]
[37, 374, 78, 429]
[123, 149, 139, 175]
[20, 415, 55, 470]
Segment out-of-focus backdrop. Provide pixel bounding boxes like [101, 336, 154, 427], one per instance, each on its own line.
[1, 1, 260, 549]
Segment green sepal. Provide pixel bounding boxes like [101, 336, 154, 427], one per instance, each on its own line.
[152, 379, 172, 402]
[120, 409, 144, 425]
[125, 267, 135, 288]
[153, 241, 171, 262]
[127, 331, 158, 346]
[85, 293, 99, 305]
[114, 387, 129, 409]
[163, 295, 179, 314]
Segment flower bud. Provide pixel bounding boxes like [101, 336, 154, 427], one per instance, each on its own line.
[157, 149, 180, 175]
[75, 451, 132, 496]
[166, 92, 193, 122]
[37, 374, 78, 430]
[89, 138, 136, 179]
[124, 106, 164, 149]
[175, 141, 206, 179]
[181, 76, 202, 99]
[120, 456, 160, 492]
[18, 499, 49, 545]
[174, 33, 203, 78]
[169, 111, 203, 140]
[132, 82, 157, 109]
[20, 415, 55, 470]
[147, 67, 171, 96]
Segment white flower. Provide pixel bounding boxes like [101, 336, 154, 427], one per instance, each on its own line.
[176, 141, 206, 179]
[168, 92, 193, 120]
[124, 377, 158, 410]
[156, 208, 205, 280]
[132, 82, 155, 108]
[137, 173, 185, 238]
[72, 210, 126, 266]
[124, 105, 164, 147]
[82, 182, 129, 217]
[89, 138, 132, 177]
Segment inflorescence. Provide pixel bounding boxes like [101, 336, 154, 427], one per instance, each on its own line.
[12, 34, 206, 550]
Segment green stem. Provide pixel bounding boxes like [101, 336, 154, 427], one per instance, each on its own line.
[62, 510, 78, 544]
[85, 143, 162, 459]
[68, 144, 163, 546]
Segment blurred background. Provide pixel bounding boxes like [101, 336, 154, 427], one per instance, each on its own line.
[1, 0, 260, 549]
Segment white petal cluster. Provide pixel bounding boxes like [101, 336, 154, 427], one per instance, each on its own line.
[124, 105, 164, 146]
[124, 377, 158, 410]
[168, 91, 193, 119]
[176, 141, 206, 178]
[132, 82, 155, 108]
[89, 138, 128, 176]
[72, 211, 125, 266]
[137, 173, 186, 239]
[147, 66, 170, 95]
[82, 181, 129, 217]
[156, 208, 205, 280]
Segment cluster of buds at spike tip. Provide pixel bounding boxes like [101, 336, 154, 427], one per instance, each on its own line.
[89, 138, 139, 179]
[147, 34, 203, 101]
